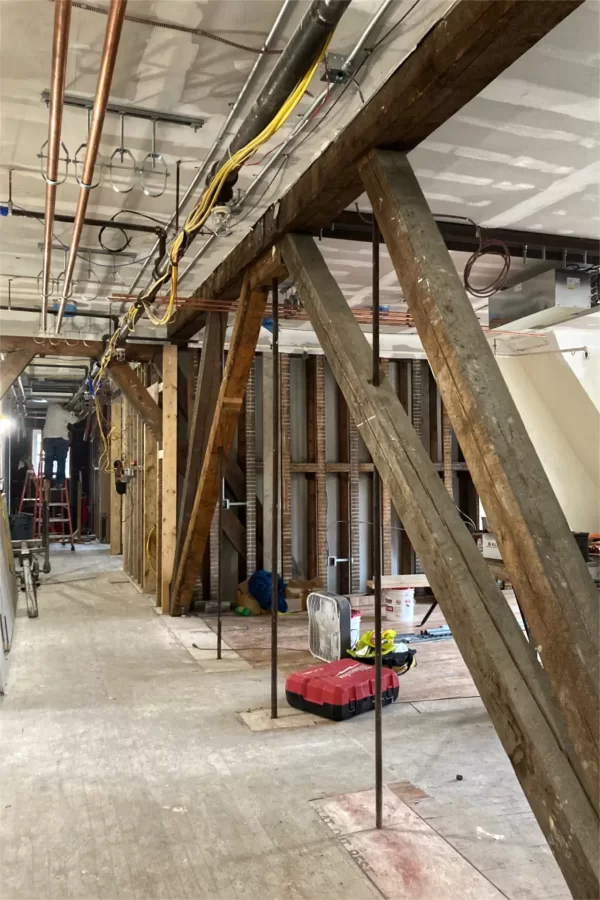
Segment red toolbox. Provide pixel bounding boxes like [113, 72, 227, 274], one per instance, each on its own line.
[285, 659, 399, 721]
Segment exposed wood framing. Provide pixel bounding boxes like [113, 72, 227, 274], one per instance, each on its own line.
[161, 345, 178, 614]
[305, 356, 317, 579]
[442, 406, 454, 498]
[348, 413, 360, 592]
[169, 0, 581, 338]
[170, 279, 268, 614]
[109, 398, 122, 556]
[360, 149, 599, 810]
[337, 386, 350, 595]
[380, 360, 392, 575]
[109, 362, 162, 441]
[143, 426, 158, 593]
[121, 398, 131, 574]
[174, 312, 226, 575]
[244, 362, 257, 575]
[282, 232, 598, 899]
[315, 356, 327, 585]
[280, 354, 293, 581]
[0, 348, 34, 401]
[0, 335, 157, 361]
[262, 352, 274, 570]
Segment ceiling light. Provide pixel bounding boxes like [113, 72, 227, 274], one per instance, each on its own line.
[0, 417, 16, 435]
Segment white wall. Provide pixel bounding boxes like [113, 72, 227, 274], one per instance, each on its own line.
[497, 350, 600, 533]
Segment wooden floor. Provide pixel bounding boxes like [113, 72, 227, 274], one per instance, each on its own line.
[1, 548, 569, 900]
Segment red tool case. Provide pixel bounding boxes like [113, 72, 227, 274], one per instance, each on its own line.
[285, 658, 399, 721]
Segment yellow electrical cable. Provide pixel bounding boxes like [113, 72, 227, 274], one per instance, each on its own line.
[123, 37, 329, 332]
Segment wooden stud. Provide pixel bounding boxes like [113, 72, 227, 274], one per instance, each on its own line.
[360, 149, 599, 809]
[305, 356, 317, 579]
[109, 362, 162, 440]
[244, 362, 257, 576]
[337, 386, 350, 595]
[170, 280, 268, 614]
[161, 345, 178, 614]
[143, 425, 158, 593]
[282, 232, 598, 899]
[442, 405, 454, 499]
[380, 360, 392, 576]
[262, 352, 274, 570]
[109, 398, 122, 556]
[315, 356, 327, 586]
[280, 354, 293, 581]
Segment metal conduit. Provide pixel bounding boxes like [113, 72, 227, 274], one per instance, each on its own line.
[125, 0, 296, 299]
[113, 0, 349, 349]
[55, 0, 127, 333]
[41, 0, 72, 333]
[177, 0, 395, 286]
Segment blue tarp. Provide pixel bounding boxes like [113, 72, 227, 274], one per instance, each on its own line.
[248, 569, 288, 613]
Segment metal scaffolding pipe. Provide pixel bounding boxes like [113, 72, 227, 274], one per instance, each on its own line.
[41, 0, 72, 333]
[371, 216, 383, 830]
[55, 0, 127, 333]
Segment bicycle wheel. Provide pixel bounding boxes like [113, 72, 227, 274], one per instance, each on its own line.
[22, 559, 39, 619]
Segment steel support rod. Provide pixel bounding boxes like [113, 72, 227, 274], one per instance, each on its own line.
[271, 277, 280, 718]
[56, 0, 127, 332]
[372, 216, 383, 830]
[41, 0, 72, 333]
[217, 447, 223, 660]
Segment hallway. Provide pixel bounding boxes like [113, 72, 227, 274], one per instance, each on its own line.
[0, 547, 568, 900]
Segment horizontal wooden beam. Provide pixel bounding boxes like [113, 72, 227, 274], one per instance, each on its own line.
[0, 335, 158, 361]
[0, 347, 35, 401]
[170, 278, 268, 614]
[169, 0, 581, 338]
[109, 363, 162, 441]
[281, 232, 599, 899]
[360, 149, 599, 813]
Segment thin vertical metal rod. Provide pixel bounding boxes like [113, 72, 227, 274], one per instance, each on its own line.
[271, 277, 280, 719]
[372, 216, 383, 830]
[217, 446, 223, 660]
[175, 160, 181, 233]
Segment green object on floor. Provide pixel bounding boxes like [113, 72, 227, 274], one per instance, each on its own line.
[234, 606, 252, 616]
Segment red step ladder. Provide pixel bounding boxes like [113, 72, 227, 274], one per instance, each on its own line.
[18, 461, 38, 515]
[33, 453, 75, 551]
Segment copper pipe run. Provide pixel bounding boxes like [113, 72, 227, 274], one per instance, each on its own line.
[41, 0, 72, 333]
[55, 0, 127, 332]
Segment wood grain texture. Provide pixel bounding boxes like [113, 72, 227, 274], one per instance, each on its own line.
[168, 0, 581, 340]
[109, 398, 122, 556]
[143, 426, 157, 594]
[0, 348, 34, 401]
[170, 281, 268, 614]
[282, 232, 598, 899]
[360, 149, 599, 812]
[109, 363, 162, 440]
[161, 345, 178, 614]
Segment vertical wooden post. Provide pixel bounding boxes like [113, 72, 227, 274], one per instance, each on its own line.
[280, 355, 293, 581]
[305, 356, 317, 579]
[337, 386, 350, 595]
[349, 415, 360, 592]
[315, 357, 328, 586]
[244, 362, 257, 576]
[442, 405, 454, 499]
[380, 360, 392, 576]
[109, 398, 122, 555]
[161, 344, 178, 614]
[143, 426, 157, 594]
[262, 351, 274, 570]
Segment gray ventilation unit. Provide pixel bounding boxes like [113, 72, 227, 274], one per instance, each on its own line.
[489, 268, 595, 330]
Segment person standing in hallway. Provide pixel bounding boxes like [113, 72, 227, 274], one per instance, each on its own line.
[42, 401, 79, 487]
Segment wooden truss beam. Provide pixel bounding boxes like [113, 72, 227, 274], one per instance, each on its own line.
[170, 278, 268, 614]
[169, 0, 581, 337]
[281, 233, 599, 899]
[0, 335, 157, 361]
[360, 150, 599, 811]
[174, 312, 226, 575]
[109, 362, 162, 441]
[0, 348, 35, 401]
[161, 345, 178, 613]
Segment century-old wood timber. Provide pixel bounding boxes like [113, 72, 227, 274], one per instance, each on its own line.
[110, 362, 163, 440]
[174, 312, 226, 574]
[161, 345, 178, 614]
[169, 0, 581, 339]
[170, 279, 268, 614]
[0, 335, 157, 361]
[109, 398, 123, 555]
[282, 232, 599, 899]
[0, 348, 35, 401]
[360, 149, 599, 811]
[143, 426, 158, 593]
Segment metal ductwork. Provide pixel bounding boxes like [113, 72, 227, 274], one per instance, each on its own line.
[55, 0, 127, 333]
[489, 268, 597, 330]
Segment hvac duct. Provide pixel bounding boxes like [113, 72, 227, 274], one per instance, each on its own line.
[489, 268, 596, 330]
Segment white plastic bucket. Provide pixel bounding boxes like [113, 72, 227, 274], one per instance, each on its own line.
[350, 610, 361, 648]
[385, 588, 415, 624]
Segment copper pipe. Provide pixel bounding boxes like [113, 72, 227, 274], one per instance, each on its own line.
[56, 0, 127, 332]
[41, 0, 72, 333]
